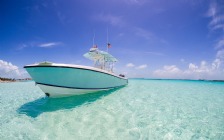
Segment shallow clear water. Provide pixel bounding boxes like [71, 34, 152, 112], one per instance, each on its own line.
[0, 79, 224, 139]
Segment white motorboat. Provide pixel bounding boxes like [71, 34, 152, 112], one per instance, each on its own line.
[24, 47, 128, 97]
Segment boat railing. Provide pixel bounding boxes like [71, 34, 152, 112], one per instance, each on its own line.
[93, 59, 114, 73]
[84, 47, 117, 73]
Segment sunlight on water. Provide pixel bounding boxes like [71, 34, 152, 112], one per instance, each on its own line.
[0, 80, 224, 139]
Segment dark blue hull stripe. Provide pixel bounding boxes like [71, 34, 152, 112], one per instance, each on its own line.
[36, 82, 126, 90]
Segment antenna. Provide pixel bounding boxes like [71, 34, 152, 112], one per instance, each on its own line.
[107, 27, 109, 44]
[107, 27, 109, 52]
[93, 30, 95, 47]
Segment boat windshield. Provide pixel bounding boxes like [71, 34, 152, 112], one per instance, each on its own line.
[83, 47, 118, 72]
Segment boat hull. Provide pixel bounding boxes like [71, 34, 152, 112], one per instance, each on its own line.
[24, 64, 128, 97]
[37, 83, 124, 97]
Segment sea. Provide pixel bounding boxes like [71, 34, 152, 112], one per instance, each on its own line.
[0, 79, 224, 140]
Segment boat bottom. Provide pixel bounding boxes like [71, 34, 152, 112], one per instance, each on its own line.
[37, 84, 110, 98]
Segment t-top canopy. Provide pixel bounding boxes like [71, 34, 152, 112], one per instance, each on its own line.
[83, 48, 118, 62]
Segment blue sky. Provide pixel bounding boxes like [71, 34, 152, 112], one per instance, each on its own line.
[0, 0, 224, 79]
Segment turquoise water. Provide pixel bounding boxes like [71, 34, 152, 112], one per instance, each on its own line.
[0, 79, 224, 139]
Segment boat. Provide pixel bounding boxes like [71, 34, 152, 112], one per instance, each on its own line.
[24, 46, 128, 97]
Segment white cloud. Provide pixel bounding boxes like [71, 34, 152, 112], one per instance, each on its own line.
[39, 42, 61, 48]
[188, 63, 198, 71]
[183, 61, 219, 79]
[209, 15, 224, 25]
[94, 14, 125, 27]
[93, 13, 155, 41]
[133, 27, 154, 40]
[180, 58, 185, 63]
[164, 65, 181, 73]
[194, 1, 224, 80]
[17, 41, 62, 50]
[126, 63, 135, 67]
[186, 61, 210, 74]
[154, 65, 182, 78]
[213, 24, 224, 30]
[136, 64, 147, 69]
[212, 59, 221, 70]
[123, 0, 147, 5]
[0, 60, 18, 72]
[215, 38, 224, 49]
[153, 56, 224, 80]
[17, 44, 28, 50]
[145, 51, 164, 56]
[17, 42, 37, 50]
[152, 1, 224, 80]
[125, 51, 224, 79]
[206, 2, 217, 17]
[0, 60, 29, 79]
[118, 33, 124, 37]
[216, 49, 224, 59]
[207, 1, 224, 31]
[57, 11, 66, 25]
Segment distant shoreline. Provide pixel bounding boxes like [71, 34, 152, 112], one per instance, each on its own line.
[0, 77, 32, 83]
[1, 77, 224, 83]
[130, 78, 224, 82]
